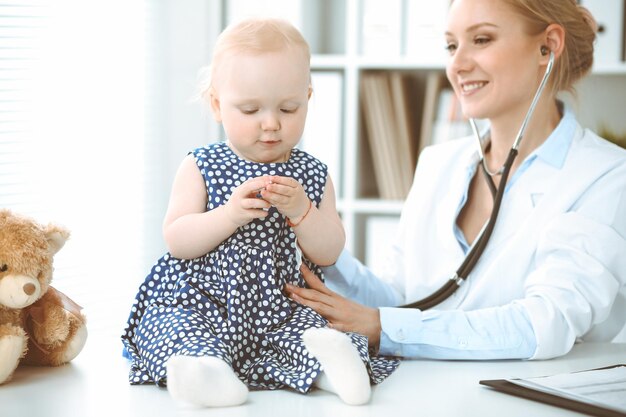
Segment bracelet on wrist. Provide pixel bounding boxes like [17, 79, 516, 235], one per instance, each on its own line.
[286, 200, 313, 227]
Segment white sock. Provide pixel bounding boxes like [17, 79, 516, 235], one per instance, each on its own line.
[303, 328, 371, 405]
[166, 355, 248, 407]
[313, 371, 335, 393]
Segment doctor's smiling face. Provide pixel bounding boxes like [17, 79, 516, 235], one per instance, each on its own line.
[444, 0, 547, 123]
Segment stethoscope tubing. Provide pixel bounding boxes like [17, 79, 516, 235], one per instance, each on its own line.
[401, 52, 555, 310]
[401, 148, 517, 310]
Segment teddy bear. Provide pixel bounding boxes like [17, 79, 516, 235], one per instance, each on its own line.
[0, 209, 87, 385]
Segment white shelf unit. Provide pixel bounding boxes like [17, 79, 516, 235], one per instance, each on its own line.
[216, 0, 626, 266]
[303, 0, 452, 259]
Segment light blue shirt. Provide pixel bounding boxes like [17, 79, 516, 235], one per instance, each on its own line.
[324, 108, 580, 360]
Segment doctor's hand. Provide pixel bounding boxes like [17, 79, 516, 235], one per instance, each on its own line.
[285, 264, 382, 348]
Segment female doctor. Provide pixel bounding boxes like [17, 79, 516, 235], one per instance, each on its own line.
[286, 0, 626, 360]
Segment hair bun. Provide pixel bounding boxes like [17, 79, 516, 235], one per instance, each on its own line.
[577, 5, 599, 33]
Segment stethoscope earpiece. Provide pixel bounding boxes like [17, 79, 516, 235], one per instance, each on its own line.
[540, 45, 550, 56]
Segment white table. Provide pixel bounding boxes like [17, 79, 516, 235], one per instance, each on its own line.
[1, 331, 624, 417]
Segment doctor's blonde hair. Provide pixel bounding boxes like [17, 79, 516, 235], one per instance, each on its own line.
[199, 18, 311, 102]
[501, 0, 597, 93]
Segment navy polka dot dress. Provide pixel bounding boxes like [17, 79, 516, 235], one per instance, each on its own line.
[121, 141, 399, 393]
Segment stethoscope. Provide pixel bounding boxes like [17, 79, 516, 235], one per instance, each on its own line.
[402, 51, 555, 310]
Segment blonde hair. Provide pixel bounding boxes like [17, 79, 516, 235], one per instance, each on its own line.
[501, 0, 597, 93]
[199, 18, 311, 101]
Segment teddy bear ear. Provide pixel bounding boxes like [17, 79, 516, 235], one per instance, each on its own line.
[44, 224, 71, 255]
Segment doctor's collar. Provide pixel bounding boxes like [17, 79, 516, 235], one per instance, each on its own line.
[470, 100, 574, 171]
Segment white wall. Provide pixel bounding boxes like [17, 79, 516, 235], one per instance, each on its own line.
[141, 0, 223, 264]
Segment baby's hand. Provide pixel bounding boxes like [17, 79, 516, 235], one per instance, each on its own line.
[225, 176, 272, 226]
[260, 175, 310, 222]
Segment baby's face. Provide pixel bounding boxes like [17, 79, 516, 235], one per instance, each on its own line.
[212, 49, 311, 164]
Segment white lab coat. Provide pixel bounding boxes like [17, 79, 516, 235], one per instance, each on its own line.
[377, 121, 626, 359]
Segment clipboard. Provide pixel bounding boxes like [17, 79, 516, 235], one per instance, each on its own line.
[479, 364, 626, 417]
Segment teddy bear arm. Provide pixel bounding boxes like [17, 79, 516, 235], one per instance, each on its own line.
[28, 302, 71, 347]
[23, 289, 87, 366]
[23, 311, 86, 366]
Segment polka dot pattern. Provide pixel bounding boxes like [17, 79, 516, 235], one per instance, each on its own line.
[121, 142, 399, 393]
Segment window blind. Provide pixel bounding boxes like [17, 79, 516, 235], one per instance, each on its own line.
[0, 2, 45, 212]
[0, 0, 166, 338]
